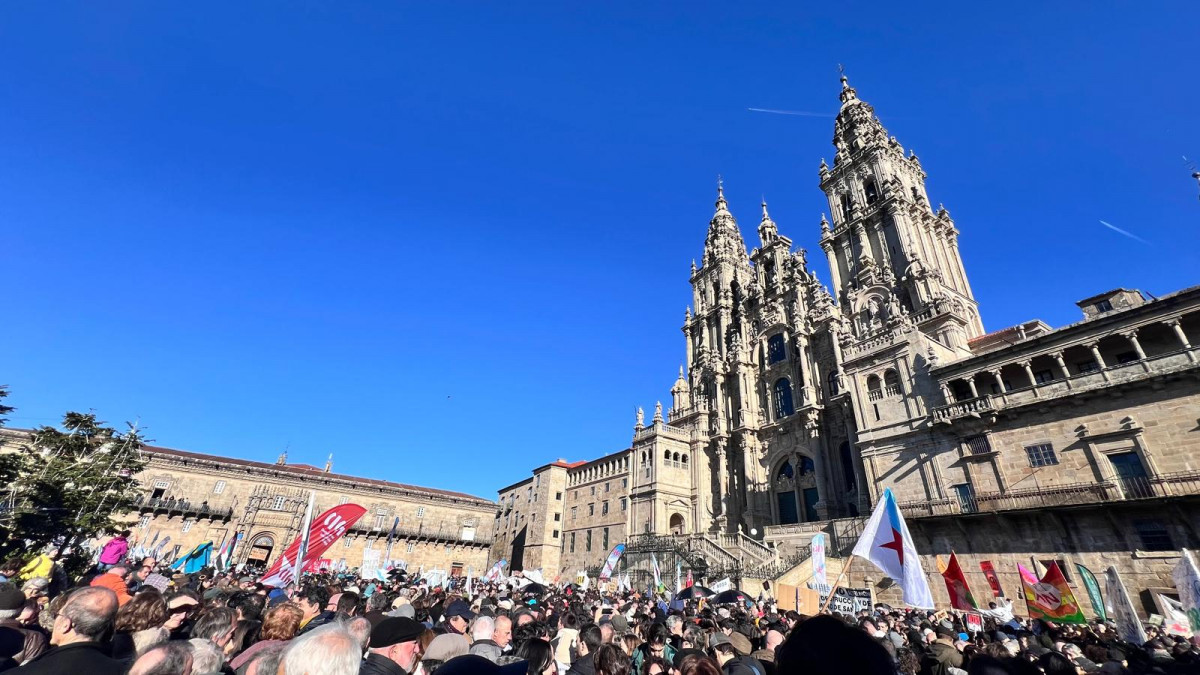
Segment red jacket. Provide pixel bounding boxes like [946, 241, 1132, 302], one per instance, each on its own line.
[89, 572, 132, 606]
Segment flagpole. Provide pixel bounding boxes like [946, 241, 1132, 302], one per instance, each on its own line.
[820, 555, 856, 612]
[293, 490, 315, 583]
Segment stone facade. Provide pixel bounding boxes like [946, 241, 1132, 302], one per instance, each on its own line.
[497, 75, 1200, 614]
[0, 430, 496, 576]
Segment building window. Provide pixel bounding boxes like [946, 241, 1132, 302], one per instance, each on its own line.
[963, 435, 991, 455]
[1095, 299, 1113, 313]
[620, 498, 627, 511]
[339, 496, 350, 505]
[1134, 520, 1173, 551]
[1025, 443, 1059, 467]
[883, 369, 902, 396]
[1077, 360, 1099, 373]
[531, 514, 536, 523]
[571, 506, 577, 519]
[406, 542, 414, 553]
[416, 507, 425, 518]
[603, 527, 610, 550]
[554, 512, 561, 522]
[344, 537, 352, 548]
[768, 334, 787, 364]
[375, 512, 387, 529]
[272, 496, 285, 510]
[213, 480, 226, 495]
[864, 179, 879, 205]
[153, 480, 170, 489]
[556, 492, 562, 500]
[602, 501, 609, 516]
[182, 519, 194, 533]
[553, 530, 560, 539]
[773, 378, 795, 418]
[588, 503, 595, 516]
[586, 530, 592, 552]
[605, 482, 610, 493]
[591, 486, 596, 496]
[570, 533, 576, 553]
[622, 478, 628, 488]
[137, 514, 151, 529]
[1115, 351, 1139, 365]
[1034, 369, 1055, 384]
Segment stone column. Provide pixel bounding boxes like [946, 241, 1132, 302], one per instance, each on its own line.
[1088, 343, 1110, 381]
[939, 382, 953, 405]
[1051, 351, 1070, 381]
[1166, 319, 1196, 362]
[989, 369, 1006, 394]
[1019, 360, 1039, 396]
[965, 377, 979, 399]
[1122, 330, 1147, 361]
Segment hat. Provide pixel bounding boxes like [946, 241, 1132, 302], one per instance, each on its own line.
[728, 632, 752, 655]
[142, 574, 170, 593]
[369, 617, 424, 648]
[436, 655, 529, 675]
[444, 600, 475, 621]
[391, 596, 411, 609]
[0, 586, 26, 611]
[610, 614, 629, 633]
[423, 634, 470, 661]
[239, 576, 254, 584]
[709, 633, 733, 649]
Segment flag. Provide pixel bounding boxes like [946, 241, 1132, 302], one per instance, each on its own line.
[851, 488, 934, 608]
[484, 560, 506, 582]
[1020, 562, 1085, 624]
[1019, 564, 1039, 586]
[260, 502, 366, 587]
[152, 536, 171, 558]
[941, 552, 977, 611]
[1074, 563, 1107, 621]
[675, 558, 682, 594]
[1173, 549, 1200, 643]
[980, 561, 1004, 598]
[811, 534, 828, 591]
[1105, 566, 1147, 644]
[170, 541, 213, 574]
[221, 531, 244, 571]
[599, 544, 625, 581]
[1157, 594, 1194, 638]
[685, 569, 693, 589]
[651, 553, 662, 591]
[292, 491, 316, 582]
[581, 572, 590, 591]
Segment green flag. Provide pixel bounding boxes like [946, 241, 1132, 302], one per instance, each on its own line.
[1075, 563, 1106, 621]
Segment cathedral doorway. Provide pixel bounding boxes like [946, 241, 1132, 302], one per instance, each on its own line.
[773, 457, 820, 525]
[669, 513, 685, 535]
[247, 534, 275, 566]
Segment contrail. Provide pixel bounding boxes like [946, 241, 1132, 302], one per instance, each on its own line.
[1099, 220, 1148, 244]
[747, 107, 835, 118]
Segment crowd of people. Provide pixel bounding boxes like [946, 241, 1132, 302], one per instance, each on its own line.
[0, 536, 1196, 675]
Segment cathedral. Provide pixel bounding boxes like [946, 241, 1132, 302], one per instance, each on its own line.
[496, 75, 1200, 612]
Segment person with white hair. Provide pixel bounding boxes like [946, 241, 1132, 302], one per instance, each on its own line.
[189, 638, 225, 675]
[470, 615, 502, 662]
[281, 622, 364, 675]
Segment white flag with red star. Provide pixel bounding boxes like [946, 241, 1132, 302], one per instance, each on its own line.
[852, 488, 934, 608]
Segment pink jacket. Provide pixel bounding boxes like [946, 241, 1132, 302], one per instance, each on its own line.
[99, 536, 129, 565]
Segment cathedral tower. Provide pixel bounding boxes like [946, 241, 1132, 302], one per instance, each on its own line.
[818, 75, 983, 351]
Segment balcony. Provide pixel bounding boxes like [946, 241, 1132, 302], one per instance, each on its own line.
[931, 395, 994, 423]
[896, 470, 1200, 519]
[134, 496, 235, 520]
[345, 520, 493, 547]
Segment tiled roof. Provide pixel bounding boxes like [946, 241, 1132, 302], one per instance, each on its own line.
[143, 444, 491, 504]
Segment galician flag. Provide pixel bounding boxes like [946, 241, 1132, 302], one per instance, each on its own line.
[852, 488, 935, 608]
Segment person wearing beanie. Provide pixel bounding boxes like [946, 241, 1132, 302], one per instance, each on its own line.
[361, 616, 424, 675]
[0, 583, 46, 664]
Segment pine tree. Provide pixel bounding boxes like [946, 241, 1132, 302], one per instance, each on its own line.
[0, 400, 146, 565]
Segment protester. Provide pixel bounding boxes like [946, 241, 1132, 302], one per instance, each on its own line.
[0, 585, 45, 666]
[110, 588, 169, 661]
[88, 565, 133, 606]
[361, 616, 424, 675]
[13, 587, 124, 674]
[97, 532, 131, 572]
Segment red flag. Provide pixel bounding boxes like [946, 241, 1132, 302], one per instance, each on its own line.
[979, 560, 1004, 598]
[261, 504, 366, 586]
[941, 552, 977, 611]
[685, 570, 693, 588]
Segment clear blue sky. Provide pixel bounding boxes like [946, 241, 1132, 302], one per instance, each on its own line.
[3, 2, 1198, 500]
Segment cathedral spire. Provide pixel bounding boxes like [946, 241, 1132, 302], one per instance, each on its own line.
[702, 178, 749, 267]
[758, 198, 779, 243]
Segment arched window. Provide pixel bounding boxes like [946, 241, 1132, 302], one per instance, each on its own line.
[664, 449, 671, 461]
[681, 454, 688, 466]
[864, 179, 879, 205]
[884, 369, 902, 396]
[763, 260, 776, 287]
[840, 193, 853, 220]
[867, 374, 882, 401]
[798, 456, 815, 476]
[776, 462, 794, 480]
[767, 334, 787, 364]
[773, 379, 794, 418]
[641, 451, 647, 464]
[672, 452, 680, 464]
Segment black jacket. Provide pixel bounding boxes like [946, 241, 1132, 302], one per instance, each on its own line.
[566, 653, 595, 675]
[299, 611, 336, 635]
[12, 642, 125, 675]
[359, 652, 407, 675]
[723, 655, 765, 675]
